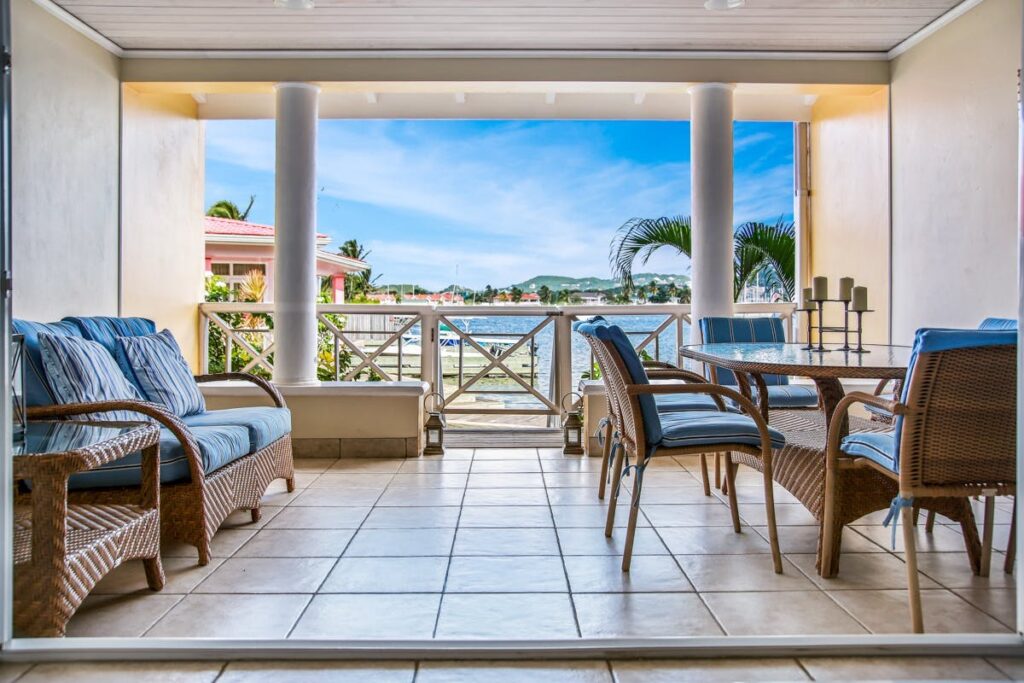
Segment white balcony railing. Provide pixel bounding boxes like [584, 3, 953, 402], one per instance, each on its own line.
[199, 302, 797, 424]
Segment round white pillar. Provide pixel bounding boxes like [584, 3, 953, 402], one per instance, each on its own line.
[689, 83, 736, 342]
[273, 82, 320, 386]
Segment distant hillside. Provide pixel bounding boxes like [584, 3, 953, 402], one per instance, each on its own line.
[511, 273, 688, 292]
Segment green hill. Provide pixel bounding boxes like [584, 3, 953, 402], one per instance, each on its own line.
[511, 273, 688, 292]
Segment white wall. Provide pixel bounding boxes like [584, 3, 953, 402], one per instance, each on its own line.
[11, 0, 120, 321]
[890, 0, 1022, 342]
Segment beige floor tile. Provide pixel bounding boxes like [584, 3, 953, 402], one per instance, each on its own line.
[564, 555, 693, 593]
[446, 555, 568, 592]
[739, 502, 818, 526]
[914, 551, 1017, 589]
[552, 504, 648, 528]
[219, 661, 415, 683]
[629, 486, 709, 505]
[66, 593, 183, 637]
[703, 591, 868, 635]
[612, 658, 809, 682]
[320, 556, 450, 593]
[640, 472, 703, 488]
[416, 661, 612, 683]
[261, 479, 304, 506]
[389, 473, 469, 488]
[453, 527, 561, 556]
[398, 459, 472, 473]
[436, 448, 475, 460]
[436, 593, 578, 638]
[541, 458, 602, 472]
[676, 554, 815, 592]
[0, 663, 31, 683]
[328, 458, 404, 472]
[290, 487, 385, 507]
[308, 473, 395, 488]
[758, 525, 884, 555]
[574, 592, 722, 637]
[548, 487, 612, 505]
[987, 656, 1024, 680]
[344, 527, 456, 556]
[471, 459, 543, 473]
[220, 505, 283, 530]
[543, 471, 604, 488]
[801, 656, 1008, 681]
[467, 472, 546, 488]
[93, 556, 224, 594]
[235, 529, 355, 557]
[557, 528, 669, 556]
[712, 485, 801, 506]
[18, 662, 224, 683]
[953, 587, 1016, 627]
[194, 557, 335, 593]
[458, 505, 554, 528]
[656, 526, 771, 555]
[789, 552, 941, 591]
[162, 528, 256, 559]
[294, 458, 341, 472]
[827, 588, 1012, 634]
[853, 521, 978, 553]
[146, 594, 311, 637]
[290, 593, 441, 638]
[376, 487, 465, 507]
[362, 506, 461, 528]
[473, 448, 539, 460]
[265, 505, 371, 529]
[641, 504, 737, 527]
[538, 448, 574, 459]
[462, 487, 549, 506]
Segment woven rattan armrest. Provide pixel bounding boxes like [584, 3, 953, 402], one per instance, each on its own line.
[195, 372, 286, 408]
[825, 391, 906, 460]
[873, 378, 894, 397]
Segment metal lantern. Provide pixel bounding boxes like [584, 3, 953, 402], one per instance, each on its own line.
[561, 391, 584, 455]
[423, 392, 446, 456]
[11, 333, 25, 441]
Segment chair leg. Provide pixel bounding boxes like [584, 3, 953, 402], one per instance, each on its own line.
[762, 463, 783, 575]
[714, 453, 721, 489]
[724, 453, 741, 533]
[621, 461, 647, 572]
[604, 443, 627, 538]
[598, 422, 613, 501]
[286, 477, 296, 493]
[1006, 499, 1017, 575]
[980, 495, 996, 578]
[699, 453, 711, 497]
[902, 504, 925, 633]
[143, 556, 165, 591]
[925, 509, 937, 534]
[820, 457, 839, 579]
[251, 506, 262, 523]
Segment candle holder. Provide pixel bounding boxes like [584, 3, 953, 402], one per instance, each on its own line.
[799, 298, 872, 353]
[801, 305, 815, 351]
[849, 310, 874, 354]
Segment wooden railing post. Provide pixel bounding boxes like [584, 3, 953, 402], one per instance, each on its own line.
[420, 307, 440, 394]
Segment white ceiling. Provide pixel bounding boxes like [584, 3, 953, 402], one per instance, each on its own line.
[52, 0, 964, 53]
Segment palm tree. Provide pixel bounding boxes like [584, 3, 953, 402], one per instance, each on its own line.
[538, 285, 552, 304]
[206, 196, 255, 221]
[339, 239, 379, 297]
[609, 215, 795, 302]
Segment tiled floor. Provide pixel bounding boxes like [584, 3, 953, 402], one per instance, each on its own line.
[64, 447, 1015, 640]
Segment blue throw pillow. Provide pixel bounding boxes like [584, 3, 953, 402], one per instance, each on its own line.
[117, 329, 205, 417]
[38, 333, 148, 422]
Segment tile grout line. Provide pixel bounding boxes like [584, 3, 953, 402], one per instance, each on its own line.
[210, 661, 230, 682]
[542, 448, 584, 639]
[794, 657, 816, 681]
[431, 448, 473, 639]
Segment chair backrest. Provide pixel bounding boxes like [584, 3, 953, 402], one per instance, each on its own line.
[978, 317, 1017, 331]
[896, 328, 1016, 492]
[573, 317, 625, 437]
[575, 320, 661, 450]
[698, 316, 789, 386]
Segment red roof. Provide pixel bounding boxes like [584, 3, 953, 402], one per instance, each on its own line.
[205, 216, 327, 240]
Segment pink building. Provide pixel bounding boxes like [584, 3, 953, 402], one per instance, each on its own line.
[204, 216, 368, 303]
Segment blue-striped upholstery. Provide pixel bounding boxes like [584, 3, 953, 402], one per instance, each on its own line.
[840, 432, 897, 472]
[184, 406, 291, 451]
[659, 410, 785, 450]
[654, 393, 722, 413]
[762, 384, 820, 408]
[69, 424, 251, 489]
[118, 329, 206, 417]
[37, 333, 147, 422]
[13, 319, 83, 407]
[63, 316, 157, 395]
[979, 318, 1017, 331]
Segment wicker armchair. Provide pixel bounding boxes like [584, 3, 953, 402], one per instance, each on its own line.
[822, 328, 1016, 632]
[577, 321, 786, 573]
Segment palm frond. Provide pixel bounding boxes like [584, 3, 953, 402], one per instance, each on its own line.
[609, 216, 691, 292]
[734, 218, 796, 300]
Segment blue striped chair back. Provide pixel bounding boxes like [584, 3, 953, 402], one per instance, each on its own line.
[698, 316, 788, 387]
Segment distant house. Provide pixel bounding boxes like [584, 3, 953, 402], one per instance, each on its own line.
[579, 291, 606, 305]
[520, 293, 540, 304]
[204, 216, 368, 303]
[403, 292, 465, 305]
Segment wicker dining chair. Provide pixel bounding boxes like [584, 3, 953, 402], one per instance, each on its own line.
[576, 321, 786, 573]
[822, 328, 1016, 633]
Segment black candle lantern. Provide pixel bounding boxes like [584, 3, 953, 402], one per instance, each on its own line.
[423, 392, 446, 456]
[561, 391, 584, 455]
[11, 333, 25, 441]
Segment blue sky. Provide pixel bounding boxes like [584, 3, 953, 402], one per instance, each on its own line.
[205, 119, 793, 290]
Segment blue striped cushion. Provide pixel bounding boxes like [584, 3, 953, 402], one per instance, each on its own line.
[659, 410, 786, 450]
[37, 333, 147, 422]
[840, 432, 897, 473]
[117, 329, 205, 417]
[183, 407, 291, 451]
[699, 316, 789, 387]
[655, 393, 723, 413]
[13, 319, 83, 407]
[63, 317, 157, 396]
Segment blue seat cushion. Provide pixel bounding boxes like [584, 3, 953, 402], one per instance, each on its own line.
[13, 319, 83, 407]
[183, 407, 291, 452]
[654, 392, 722, 413]
[699, 316, 789, 387]
[658, 410, 785, 450]
[840, 432, 898, 473]
[762, 384, 819, 408]
[68, 424, 251, 489]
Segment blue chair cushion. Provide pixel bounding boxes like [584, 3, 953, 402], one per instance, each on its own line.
[699, 316, 789, 387]
[654, 392, 723, 413]
[68, 424, 251, 489]
[13, 319, 83, 407]
[761, 384, 819, 408]
[840, 432, 898, 473]
[183, 407, 291, 452]
[63, 316, 157, 396]
[118, 329, 206, 417]
[979, 317, 1017, 331]
[658, 410, 785, 450]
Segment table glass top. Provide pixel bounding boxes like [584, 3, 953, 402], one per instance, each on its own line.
[14, 422, 144, 457]
[680, 342, 913, 371]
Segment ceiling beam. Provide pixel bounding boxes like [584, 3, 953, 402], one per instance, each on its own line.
[887, 0, 983, 59]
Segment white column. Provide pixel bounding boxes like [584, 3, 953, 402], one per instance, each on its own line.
[273, 82, 320, 386]
[689, 83, 736, 342]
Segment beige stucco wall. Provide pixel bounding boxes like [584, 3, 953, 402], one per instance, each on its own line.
[809, 89, 891, 344]
[889, 0, 1021, 343]
[121, 89, 205, 368]
[11, 0, 120, 321]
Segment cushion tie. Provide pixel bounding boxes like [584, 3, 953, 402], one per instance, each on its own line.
[596, 417, 610, 445]
[882, 495, 915, 550]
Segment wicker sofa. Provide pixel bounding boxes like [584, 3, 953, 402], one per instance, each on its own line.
[14, 316, 295, 565]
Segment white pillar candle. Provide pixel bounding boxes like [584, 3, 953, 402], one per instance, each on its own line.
[838, 277, 854, 302]
[851, 286, 868, 312]
[812, 276, 828, 301]
[801, 287, 813, 310]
